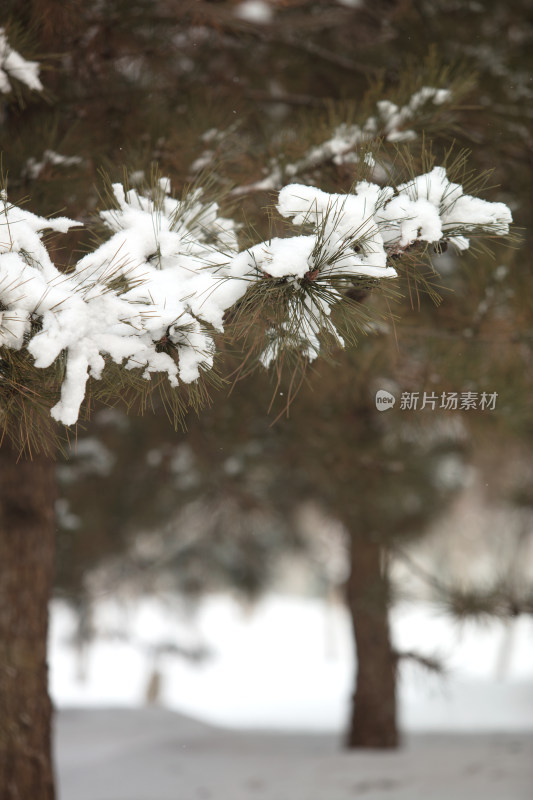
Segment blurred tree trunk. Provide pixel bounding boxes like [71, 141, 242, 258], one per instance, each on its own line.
[346, 534, 398, 748]
[0, 442, 56, 800]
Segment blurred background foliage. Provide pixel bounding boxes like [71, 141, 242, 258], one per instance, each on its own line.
[1, 0, 533, 746]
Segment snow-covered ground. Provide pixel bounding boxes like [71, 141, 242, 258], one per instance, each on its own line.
[50, 593, 533, 799]
[56, 708, 533, 800]
[50, 593, 533, 731]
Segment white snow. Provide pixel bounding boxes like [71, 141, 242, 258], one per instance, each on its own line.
[235, 1, 273, 24]
[395, 166, 512, 239]
[236, 235, 317, 280]
[235, 86, 456, 194]
[49, 593, 533, 732]
[0, 166, 512, 424]
[24, 150, 82, 180]
[377, 87, 452, 143]
[0, 181, 246, 423]
[0, 27, 43, 94]
[55, 708, 533, 800]
[280, 170, 512, 261]
[51, 593, 533, 799]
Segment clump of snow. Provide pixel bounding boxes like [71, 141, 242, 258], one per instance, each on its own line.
[376, 87, 452, 143]
[378, 166, 513, 249]
[54, 498, 81, 531]
[277, 182, 397, 276]
[234, 236, 317, 281]
[0, 181, 246, 424]
[24, 150, 83, 180]
[190, 151, 215, 173]
[189, 128, 232, 176]
[0, 28, 43, 94]
[279, 168, 512, 260]
[128, 170, 146, 186]
[235, 1, 273, 24]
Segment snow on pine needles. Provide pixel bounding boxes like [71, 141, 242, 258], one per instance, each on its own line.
[0, 164, 513, 427]
[0, 27, 43, 94]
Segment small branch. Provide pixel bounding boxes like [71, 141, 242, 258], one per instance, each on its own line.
[390, 544, 454, 598]
[393, 648, 444, 674]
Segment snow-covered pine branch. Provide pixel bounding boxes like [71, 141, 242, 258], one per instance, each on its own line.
[0, 182, 244, 425]
[230, 86, 453, 196]
[0, 165, 512, 426]
[0, 27, 43, 95]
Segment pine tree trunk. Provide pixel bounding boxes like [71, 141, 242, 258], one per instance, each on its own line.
[0, 442, 56, 800]
[345, 534, 398, 748]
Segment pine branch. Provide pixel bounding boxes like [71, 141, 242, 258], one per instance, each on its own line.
[0, 37, 515, 446]
[393, 648, 445, 675]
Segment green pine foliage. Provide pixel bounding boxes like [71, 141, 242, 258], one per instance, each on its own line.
[1, 0, 532, 654]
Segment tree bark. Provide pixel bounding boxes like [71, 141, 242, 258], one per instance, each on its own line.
[345, 534, 398, 748]
[0, 442, 56, 800]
